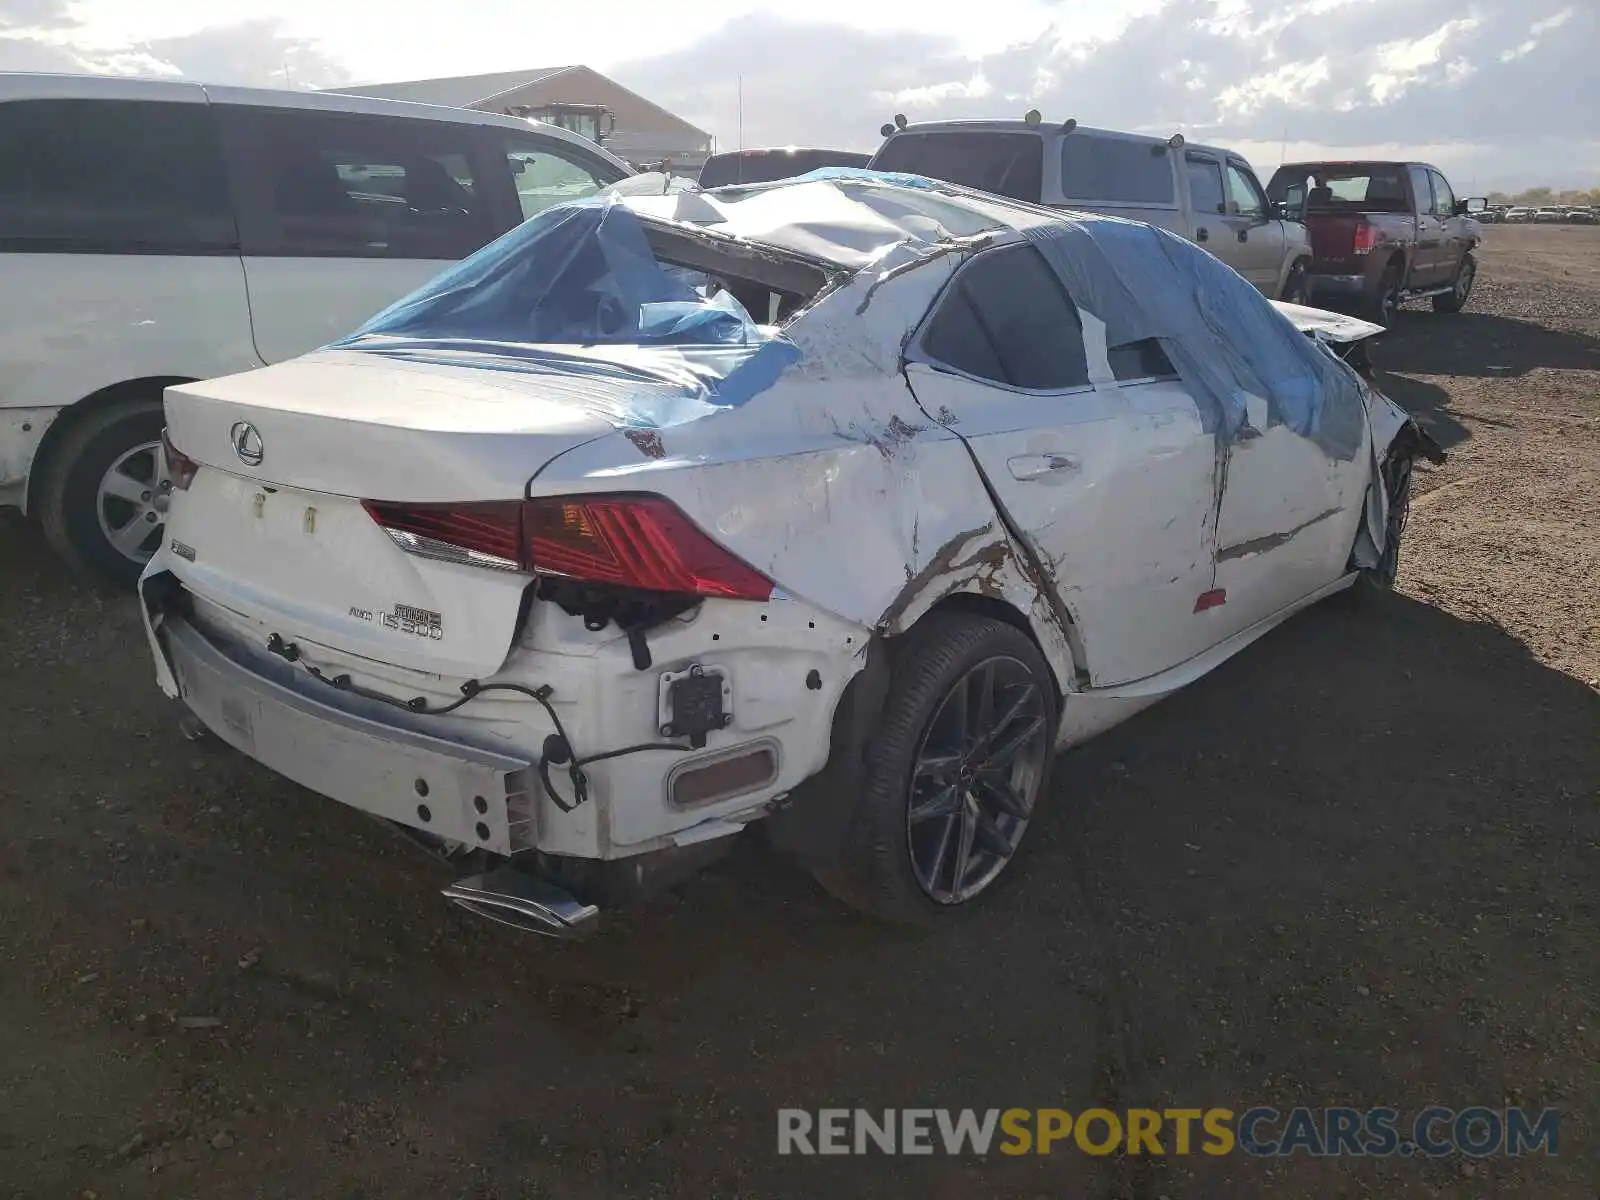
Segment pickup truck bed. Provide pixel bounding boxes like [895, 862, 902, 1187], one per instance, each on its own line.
[1266, 160, 1484, 326]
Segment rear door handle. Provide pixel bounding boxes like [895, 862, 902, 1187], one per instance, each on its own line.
[1238, 228, 1249, 243]
[1008, 453, 1080, 482]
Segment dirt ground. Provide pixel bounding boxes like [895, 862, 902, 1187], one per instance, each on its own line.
[1, 226, 1596, 1200]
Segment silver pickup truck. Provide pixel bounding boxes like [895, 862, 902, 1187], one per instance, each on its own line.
[870, 116, 1314, 304]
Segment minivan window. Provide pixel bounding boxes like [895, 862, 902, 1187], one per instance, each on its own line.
[870, 132, 1044, 204]
[501, 131, 616, 220]
[922, 245, 1090, 391]
[1060, 135, 1176, 206]
[0, 99, 235, 253]
[224, 106, 497, 259]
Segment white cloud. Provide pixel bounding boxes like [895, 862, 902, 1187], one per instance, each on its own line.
[877, 75, 993, 110]
[1217, 56, 1331, 116]
[1368, 17, 1478, 103]
[0, 0, 1593, 190]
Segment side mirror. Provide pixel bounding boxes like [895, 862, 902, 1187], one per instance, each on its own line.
[1461, 196, 1486, 215]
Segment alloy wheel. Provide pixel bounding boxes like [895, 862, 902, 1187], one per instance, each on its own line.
[95, 440, 170, 568]
[905, 655, 1051, 905]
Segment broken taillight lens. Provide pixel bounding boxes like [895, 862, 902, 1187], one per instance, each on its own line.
[161, 429, 198, 491]
[362, 494, 775, 601]
[1352, 223, 1380, 254]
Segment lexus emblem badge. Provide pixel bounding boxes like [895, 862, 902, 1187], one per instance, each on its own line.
[230, 421, 264, 467]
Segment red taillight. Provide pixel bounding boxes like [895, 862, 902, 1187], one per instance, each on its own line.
[1352, 223, 1380, 254]
[363, 494, 775, 601]
[161, 429, 199, 491]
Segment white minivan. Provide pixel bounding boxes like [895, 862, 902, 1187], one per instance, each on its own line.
[0, 73, 631, 584]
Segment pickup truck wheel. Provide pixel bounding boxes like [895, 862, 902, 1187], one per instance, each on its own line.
[813, 614, 1058, 925]
[1432, 252, 1476, 313]
[1365, 263, 1403, 328]
[36, 399, 169, 589]
[1280, 260, 1311, 306]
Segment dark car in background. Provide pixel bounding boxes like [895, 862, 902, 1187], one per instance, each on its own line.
[1267, 160, 1485, 326]
[698, 147, 870, 188]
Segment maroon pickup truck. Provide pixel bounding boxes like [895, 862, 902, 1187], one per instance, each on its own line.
[1265, 161, 1486, 327]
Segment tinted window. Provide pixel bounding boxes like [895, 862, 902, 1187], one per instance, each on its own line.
[1408, 166, 1434, 214]
[1108, 337, 1177, 380]
[1429, 170, 1456, 217]
[870, 132, 1044, 203]
[501, 132, 613, 220]
[229, 107, 496, 259]
[1269, 163, 1412, 212]
[922, 245, 1090, 391]
[1225, 163, 1266, 220]
[0, 99, 234, 253]
[1185, 154, 1226, 216]
[1060, 135, 1176, 205]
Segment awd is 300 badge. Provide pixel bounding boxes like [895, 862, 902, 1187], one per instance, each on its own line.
[379, 602, 444, 641]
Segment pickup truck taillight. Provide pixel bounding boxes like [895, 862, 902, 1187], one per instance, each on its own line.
[362, 494, 776, 601]
[1352, 223, 1380, 254]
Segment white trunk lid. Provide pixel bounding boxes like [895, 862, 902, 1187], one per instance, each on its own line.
[160, 351, 619, 679]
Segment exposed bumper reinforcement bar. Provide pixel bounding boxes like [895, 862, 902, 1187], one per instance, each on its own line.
[442, 868, 600, 938]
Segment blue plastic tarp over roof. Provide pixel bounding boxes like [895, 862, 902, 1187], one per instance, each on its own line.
[1021, 214, 1367, 458]
[327, 196, 801, 429]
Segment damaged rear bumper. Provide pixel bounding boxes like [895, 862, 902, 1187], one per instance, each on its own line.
[157, 602, 538, 856]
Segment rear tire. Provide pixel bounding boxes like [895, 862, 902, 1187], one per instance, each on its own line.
[36, 399, 168, 589]
[1432, 251, 1476, 313]
[813, 614, 1059, 926]
[1364, 262, 1403, 328]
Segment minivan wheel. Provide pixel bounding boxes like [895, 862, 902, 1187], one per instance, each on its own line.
[814, 614, 1058, 925]
[37, 399, 168, 588]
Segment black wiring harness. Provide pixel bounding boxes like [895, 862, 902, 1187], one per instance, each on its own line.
[264, 633, 689, 812]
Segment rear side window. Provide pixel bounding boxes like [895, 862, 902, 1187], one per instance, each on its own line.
[1408, 166, 1434, 214]
[1185, 154, 1226, 216]
[222, 106, 497, 259]
[870, 132, 1044, 203]
[921, 245, 1090, 391]
[0, 99, 235, 253]
[1060, 135, 1176, 206]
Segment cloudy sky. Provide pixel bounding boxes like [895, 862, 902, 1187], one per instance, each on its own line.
[2, 0, 1594, 191]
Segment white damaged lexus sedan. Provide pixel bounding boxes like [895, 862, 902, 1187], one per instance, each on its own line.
[138, 171, 1441, 935]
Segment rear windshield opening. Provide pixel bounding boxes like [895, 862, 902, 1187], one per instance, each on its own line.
[699, 149, 871, 188]
[1268, 164, 1410, 213]
[639, 221, 836, 326]
[870, 131, 1044, 204]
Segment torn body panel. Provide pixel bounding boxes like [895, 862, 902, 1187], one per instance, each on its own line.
[542, 255, 1080, 696]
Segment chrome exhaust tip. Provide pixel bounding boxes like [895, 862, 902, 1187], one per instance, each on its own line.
[441, 868, 600, 939]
